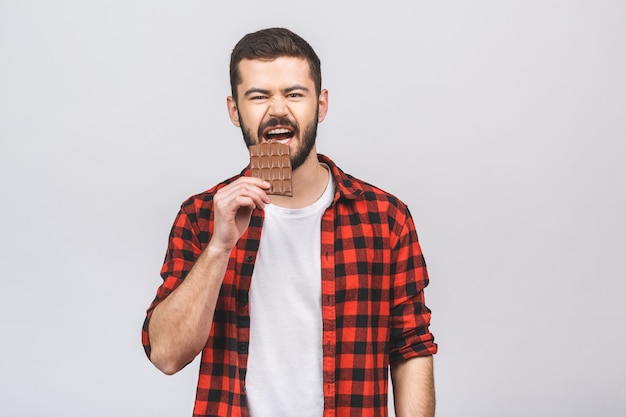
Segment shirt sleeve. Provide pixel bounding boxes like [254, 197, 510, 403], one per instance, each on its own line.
[141, 203, 203, 358]
[389, 207, 437, 362]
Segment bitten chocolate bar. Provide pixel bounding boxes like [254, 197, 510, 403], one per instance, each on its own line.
[249, 142, 293, 196]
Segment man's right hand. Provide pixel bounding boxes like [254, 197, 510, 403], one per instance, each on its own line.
[210, 176, 271, 253]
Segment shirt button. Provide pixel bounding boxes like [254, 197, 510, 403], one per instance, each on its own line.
[239, 292, 249, 306]
[238, 342, 248, 353]
[246, 256, 254, 262]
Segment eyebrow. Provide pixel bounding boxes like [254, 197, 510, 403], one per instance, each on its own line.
[284, 85, 310, 94]
[243, 88, 271, 97]
[243, 85, 311, 97]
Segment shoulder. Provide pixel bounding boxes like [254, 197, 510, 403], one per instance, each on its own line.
[342, 173, 414, 233]
[179, 172, 243, 214]
[321, 153, 407, 210]
[323, 155, 414, 234]
[348, 174, 406, 209]
[336, 168, 410, 217]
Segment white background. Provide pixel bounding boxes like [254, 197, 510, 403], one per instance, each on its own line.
[1, 1, 625, 416]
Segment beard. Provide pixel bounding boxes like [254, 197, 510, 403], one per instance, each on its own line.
[240, 112, 318, 171]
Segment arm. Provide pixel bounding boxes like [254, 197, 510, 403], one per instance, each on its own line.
[391, 355, 435, 417]
[147, 177, 270, 375]
[388, 204, 437, 416]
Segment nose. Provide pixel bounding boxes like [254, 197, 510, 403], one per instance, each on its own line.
[268, 98, 288, 118]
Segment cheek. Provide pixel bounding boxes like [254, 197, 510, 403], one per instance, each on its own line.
[294, 105, 319, 125]
[241, 108, 266, 128]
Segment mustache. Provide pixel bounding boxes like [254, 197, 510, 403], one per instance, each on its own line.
[257, 117, 299, 136]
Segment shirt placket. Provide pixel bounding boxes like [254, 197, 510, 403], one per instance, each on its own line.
[235, 211, 263, 415]
[321, 206, 337, 417]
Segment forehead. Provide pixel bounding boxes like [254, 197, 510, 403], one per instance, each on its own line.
[237, 57, 314, 89]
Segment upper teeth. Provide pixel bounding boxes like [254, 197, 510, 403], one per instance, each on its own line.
[268, 128, 290, 135]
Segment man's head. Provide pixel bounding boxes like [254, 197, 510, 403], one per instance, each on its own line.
[229, 28, 322, 103]
[227, 28, 328, 171]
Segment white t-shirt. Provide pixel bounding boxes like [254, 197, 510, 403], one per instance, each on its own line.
[246, 166, 334, 417]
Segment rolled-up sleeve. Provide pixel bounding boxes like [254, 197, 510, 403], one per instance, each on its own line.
[141, 203, 203, 358]
[389, 209, 437, 362]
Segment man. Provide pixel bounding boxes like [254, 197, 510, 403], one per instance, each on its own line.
[143, 27, 437, 417]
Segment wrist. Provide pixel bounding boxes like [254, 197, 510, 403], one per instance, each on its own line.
[204, 240, 235, 260]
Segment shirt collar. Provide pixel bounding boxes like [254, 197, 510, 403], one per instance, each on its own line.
[316, 154, 363, 202]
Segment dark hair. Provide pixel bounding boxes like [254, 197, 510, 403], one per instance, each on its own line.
[229, 28, 322, 101]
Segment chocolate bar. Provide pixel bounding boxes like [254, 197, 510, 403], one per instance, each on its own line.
[249, 142, 293, 196]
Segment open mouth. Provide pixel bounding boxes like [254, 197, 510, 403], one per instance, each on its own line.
[263, 127, 295, 144]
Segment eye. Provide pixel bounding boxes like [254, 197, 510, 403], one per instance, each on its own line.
[251, 95, 267, 100]
[287, 92, 303, 98]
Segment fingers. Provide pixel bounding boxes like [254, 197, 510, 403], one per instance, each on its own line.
[210, 177, 271, 250]
[214, 177, 271, 211]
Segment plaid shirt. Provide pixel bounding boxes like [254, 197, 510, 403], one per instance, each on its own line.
[143, 154, 437, 417]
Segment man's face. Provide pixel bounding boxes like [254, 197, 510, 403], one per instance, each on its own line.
[227, 57, 328, 171]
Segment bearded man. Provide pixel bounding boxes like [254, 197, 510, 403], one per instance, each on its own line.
[143, 27, 437, 417]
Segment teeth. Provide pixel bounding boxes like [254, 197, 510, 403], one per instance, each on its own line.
[268, 138, 290, 144]
[268, 128, 291, 135]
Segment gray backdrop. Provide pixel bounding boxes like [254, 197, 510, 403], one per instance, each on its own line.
[1, 1, 624, 416]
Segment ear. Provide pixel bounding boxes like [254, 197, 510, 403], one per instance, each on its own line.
[317, 89, 329, 123]
[227, 96, 240, 127]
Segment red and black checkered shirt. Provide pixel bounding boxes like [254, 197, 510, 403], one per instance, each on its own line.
[142, 154, 437, 417]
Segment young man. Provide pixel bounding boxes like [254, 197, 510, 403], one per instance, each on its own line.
[143, 28, 437, 417]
